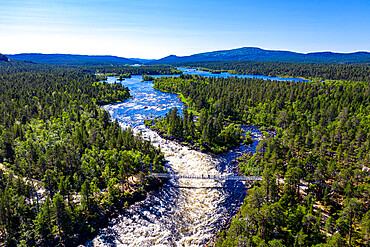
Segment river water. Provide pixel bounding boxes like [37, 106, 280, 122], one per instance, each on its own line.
[85, 69, 304, 246]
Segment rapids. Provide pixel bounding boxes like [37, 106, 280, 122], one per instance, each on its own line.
[85, 69, 301, 246]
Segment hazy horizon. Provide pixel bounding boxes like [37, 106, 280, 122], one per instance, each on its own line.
[1, 0, 369, 59]
[4, 46, 370, 61]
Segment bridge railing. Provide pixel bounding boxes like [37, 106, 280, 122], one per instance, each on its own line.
[148, 173, 262, 181]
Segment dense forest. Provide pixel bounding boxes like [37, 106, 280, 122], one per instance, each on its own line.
[0, 61, 169, 246]
[153, 74, 370, 246]
[2, 56, 370, 246]
[145, 107, 251, 154]
[176, 60, 370, 82]
[85, 64, 181, 76]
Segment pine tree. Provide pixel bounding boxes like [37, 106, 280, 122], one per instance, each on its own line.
[80, 180, 91, 214]
[35, 196, 52, 242]
[52, 193, 71, 239]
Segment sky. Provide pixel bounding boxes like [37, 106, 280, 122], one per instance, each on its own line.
[0, 0, 369, 59]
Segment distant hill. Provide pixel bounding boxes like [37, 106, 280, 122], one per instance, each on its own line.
[0, 54, 10, 62]
[148, 47, 370, 64]
[6, 53, 138, 65]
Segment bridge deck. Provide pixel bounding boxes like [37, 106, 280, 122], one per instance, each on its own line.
[148, 173, 261, 181]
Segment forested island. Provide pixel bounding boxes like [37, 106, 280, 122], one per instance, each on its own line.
[0, 60, 178, 246]
[151, 72, 370, 246]
[142, 74, 155, 81]
[145, 107, 252, 154]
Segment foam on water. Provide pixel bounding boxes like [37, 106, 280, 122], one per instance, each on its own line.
[85, 72, 272, 246]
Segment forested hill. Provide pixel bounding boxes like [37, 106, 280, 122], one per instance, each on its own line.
[148, 47, 370, 64]
[6, 53, 138, 65]
[0, 53, 10, 62]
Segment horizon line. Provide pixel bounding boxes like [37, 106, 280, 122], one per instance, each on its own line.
[4, 46, 370, 60]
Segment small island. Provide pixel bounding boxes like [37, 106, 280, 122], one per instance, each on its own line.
[145, 107, 253, 154]
[142, 74, 155, 81]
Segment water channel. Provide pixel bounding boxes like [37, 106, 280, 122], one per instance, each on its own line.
[85, 68, 305, 246]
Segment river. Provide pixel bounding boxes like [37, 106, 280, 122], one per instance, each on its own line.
[85, 68, 304, 246]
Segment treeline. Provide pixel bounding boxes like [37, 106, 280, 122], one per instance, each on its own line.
[145, 107, 247, 153]
[0, 61, 165, 246]
[176, 60, 370, 82]
[0, 62, 130, 129]
[84, 64, 181, 76]
[142, 74, 155, 81]
[153, 74, 370, 246]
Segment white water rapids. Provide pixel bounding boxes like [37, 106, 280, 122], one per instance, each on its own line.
[84, 68, 301, 246]
[88, 125, 243, 246]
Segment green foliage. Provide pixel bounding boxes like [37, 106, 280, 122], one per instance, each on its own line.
[178, 60, 370, 82]
[153, 74, 370, 246]
[142, 74, 155, 81]
[0, 61, 166, 245]
[90, 64, 181, 76]
[118, 73, 131, 81]
[243, 131, 253, 145]
[34, 196, 53, 243]
[149, 107, 243, 153]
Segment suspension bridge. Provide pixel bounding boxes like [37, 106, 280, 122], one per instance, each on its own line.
[148, 172, 262, 181]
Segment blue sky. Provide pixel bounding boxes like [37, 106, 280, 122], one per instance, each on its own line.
[0, 0, 369, 58]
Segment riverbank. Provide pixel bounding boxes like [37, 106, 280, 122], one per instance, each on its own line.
[72, 176, 167, 246]
[87, 73, 268, 245]
[87, 120, 251, 245]
[136, 127, 259, 247]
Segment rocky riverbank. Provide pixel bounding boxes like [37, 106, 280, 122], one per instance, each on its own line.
[66, 176, 167, 246]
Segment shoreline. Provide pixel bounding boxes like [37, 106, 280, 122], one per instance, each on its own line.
[179, 66, 311, 81]
[71, 176, 167, 246]
[146, 126, 256, 246]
